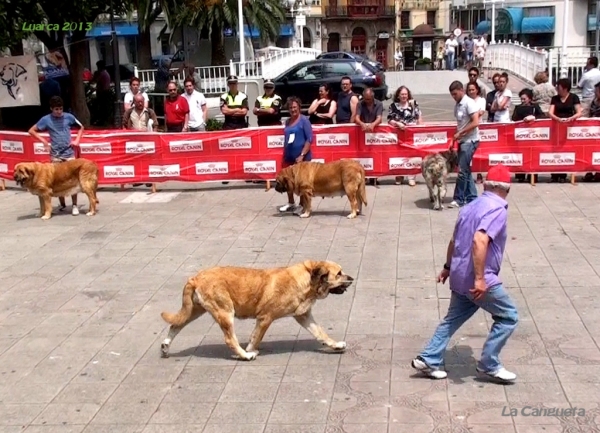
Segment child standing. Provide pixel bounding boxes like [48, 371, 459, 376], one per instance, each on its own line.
[28, 96, 84, 215]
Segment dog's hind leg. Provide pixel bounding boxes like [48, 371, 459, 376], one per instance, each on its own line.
[294, 311, 346, 351]
[245, 316, 274, 355]
[214, 311, 258, 361]
[298, 188, 313, 218]
[82, 187, 98, 216]
[345, 188, 359, 219]
[160, 305, 206, 358]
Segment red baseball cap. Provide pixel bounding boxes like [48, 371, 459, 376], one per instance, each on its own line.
[486, 164, 511, 184]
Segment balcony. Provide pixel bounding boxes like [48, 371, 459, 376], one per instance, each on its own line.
[399, 0, 439, 10]
[324, 5, 396, 18]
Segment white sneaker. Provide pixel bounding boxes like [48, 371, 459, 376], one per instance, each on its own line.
[448, 200, 461, 208]
[279, 203, 295, 212]
[477, 367, 517, 383]
[72, 205, 79, 216]
[411, 356, 448, 379]
[408, 179, 416, 187]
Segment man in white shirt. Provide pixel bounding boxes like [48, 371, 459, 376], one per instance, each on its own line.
[491, 73, 512, 122]
[123, 77, 149, 110]
[445, 34, 459, 71]
[578, 56, 600, 117]
[182, 77, 208, 131]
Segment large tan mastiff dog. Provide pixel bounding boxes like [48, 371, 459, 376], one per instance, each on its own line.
[274, 160, 368, 219]
[13, 159, 99, 220]
[160, 260, 354, 361]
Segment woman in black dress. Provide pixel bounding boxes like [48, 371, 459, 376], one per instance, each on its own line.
[548, 78, 582, 183]
[308, 83, 337, 125]
[512, 88, 545, 182]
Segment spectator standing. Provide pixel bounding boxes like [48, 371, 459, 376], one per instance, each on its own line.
[336, 76, 359, 124]
[463, 34, 474, 69]
[486, 74, 500, 122]
[220, 75, 249, 130]
[449, 81, 480, 208]
[474, 35, 487, 69]
[182, 78, 208, 131]
[548, 78, 583, 183]
[436, 46, 445, 70]
[91, 60, 112, 125]
[278, 97, 313, 213]
[490, 73, 512, 122]
[308, 84, 337, 125]
[388, 85, 423, 186]
[155, 58, 172, 93]
[164, 81, 190, 132]
[467, 81, 487, 184]
[123, 77, 149, 110]
[584, 82, 600, 181]
[511, 88, 545, 183]
[123, 93, 158, 131]
[411, 164, 518, 384]
[254, 79, 283, 127]
[176, 64, 202, 93]
[444, 34, 459, 70]
[577, 56, 600, 117]
[467, 67, 486, 99]
[28, 96, 84, 215]
[532, 71, 557, 115]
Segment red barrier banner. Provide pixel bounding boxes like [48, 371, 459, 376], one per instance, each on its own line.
[1, 119, 600, 184]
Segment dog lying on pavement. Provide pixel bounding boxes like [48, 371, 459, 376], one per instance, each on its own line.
[160, 260, 354, 360]
[421, 147, 459, 211]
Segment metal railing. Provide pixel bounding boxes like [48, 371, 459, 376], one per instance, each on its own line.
[323, 5, 395, 17]
[134, 47, 321, 95]
[484, 41, 593, 89]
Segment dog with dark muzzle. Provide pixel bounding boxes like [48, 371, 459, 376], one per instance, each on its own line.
[160, 260, 354, 360]
[421, 147, 459, 211]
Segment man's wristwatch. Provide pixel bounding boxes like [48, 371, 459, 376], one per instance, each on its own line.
[443, 263, 451, 271]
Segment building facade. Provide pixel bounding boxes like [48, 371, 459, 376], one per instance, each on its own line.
[449, 0, 591, 48]
[320, 0, 396, 67]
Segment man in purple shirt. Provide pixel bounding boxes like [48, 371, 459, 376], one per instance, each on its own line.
[411, 164, 519, 383]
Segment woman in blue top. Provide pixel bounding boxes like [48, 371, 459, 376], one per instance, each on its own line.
[279, 96, 313, 212]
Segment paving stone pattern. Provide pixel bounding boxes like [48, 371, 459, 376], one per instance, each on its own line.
[2, 176, 600, 433]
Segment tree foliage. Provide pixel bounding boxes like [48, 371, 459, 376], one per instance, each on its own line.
[174, 0, 286, 65]
[0, 0, 43, 51]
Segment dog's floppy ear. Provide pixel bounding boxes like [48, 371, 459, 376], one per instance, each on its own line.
[310, 262, 330, 288]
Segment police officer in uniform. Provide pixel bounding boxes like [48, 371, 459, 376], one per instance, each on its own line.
[220, 75, 249, 130]
[253, 79, 282, 126]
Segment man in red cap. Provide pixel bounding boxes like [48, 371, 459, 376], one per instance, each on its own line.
[412, 164, 519, 383]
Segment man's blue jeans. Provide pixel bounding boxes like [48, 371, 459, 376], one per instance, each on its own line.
[453, 140, 479, 206]
[419, 284, 519, 372]
[446, 53, 455, 70]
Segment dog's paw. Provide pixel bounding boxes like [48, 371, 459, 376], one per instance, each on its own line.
[433, 205, 441, 211]
[299, 212, 310, 218]
[86, 211, 95, 216]
[160, 343, 170, 358]
[346, 213, 357, 219]
[332, 341, 347, 351]
[41, 215, 51, 220]
[242, 351, 258, 361]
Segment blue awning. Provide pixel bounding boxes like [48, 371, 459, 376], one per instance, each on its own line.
[475, 20, 490, 35]
[242, 24, 295, 38]
[521, 16, 555, 34]
[87, 24, 138, 37]
[497, 7, 523, 34]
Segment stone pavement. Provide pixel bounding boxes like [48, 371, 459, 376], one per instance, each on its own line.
[2, 172, 600, 432]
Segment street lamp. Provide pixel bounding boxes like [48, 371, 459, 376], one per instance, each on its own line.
[559, 0, 568, 78]
[287, 0, 313, 48]
[483, 0, 504, 44]
[238, 0, 245, 66]
[109, 0, 122, 128]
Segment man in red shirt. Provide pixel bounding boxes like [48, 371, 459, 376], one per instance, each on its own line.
[164, 81, 190, 132]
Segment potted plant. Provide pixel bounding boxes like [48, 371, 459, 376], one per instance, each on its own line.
[415, 57, 432, 71]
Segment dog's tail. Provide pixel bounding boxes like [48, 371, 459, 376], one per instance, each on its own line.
[161, 280, 195, 327]
[358, 172, 368, 207]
